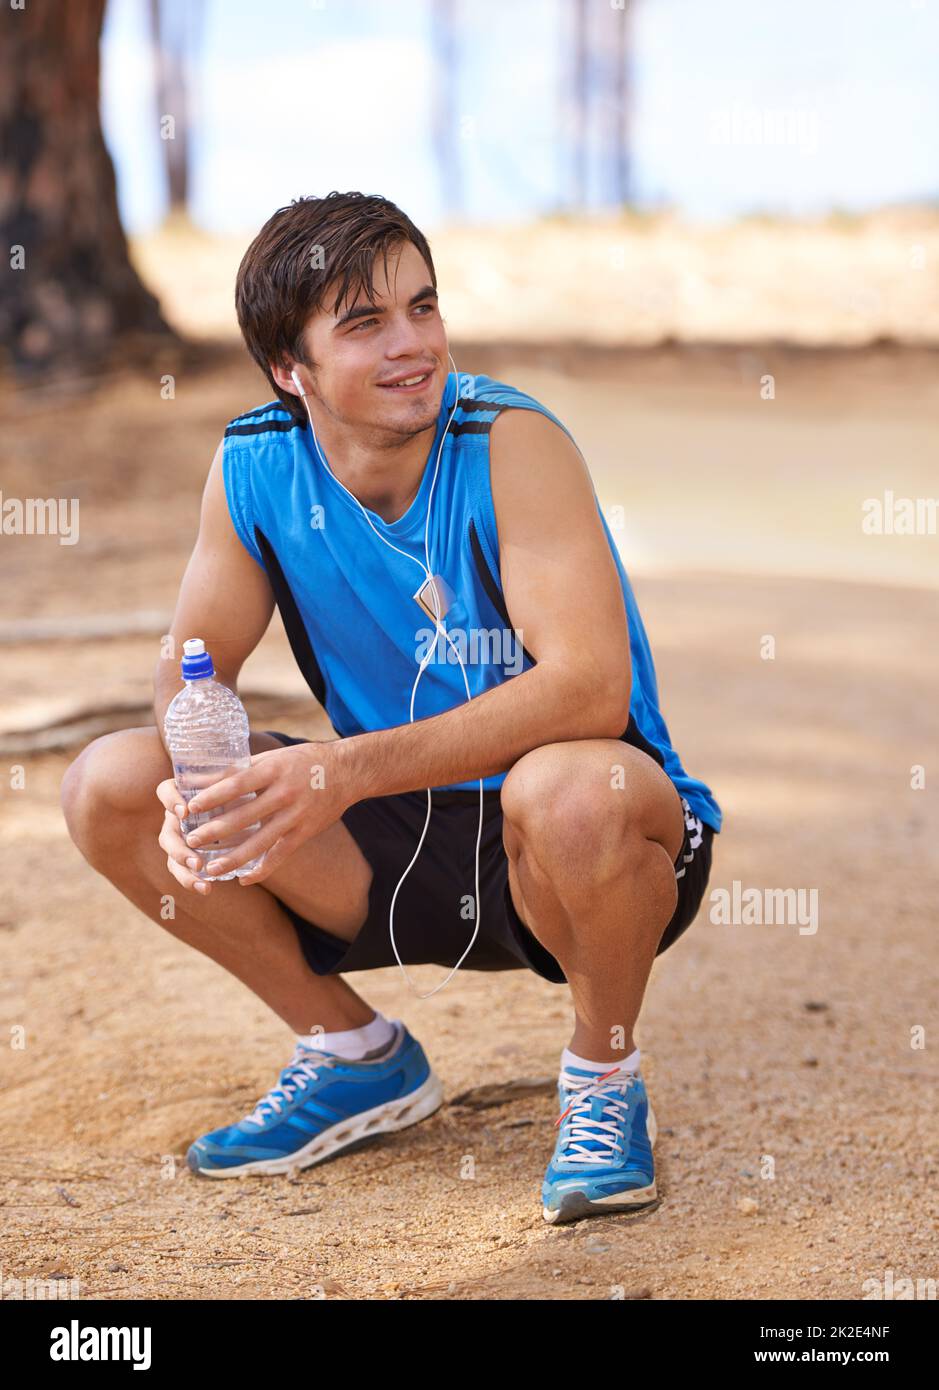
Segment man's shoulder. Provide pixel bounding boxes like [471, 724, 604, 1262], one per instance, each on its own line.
[460, 373, 544, 413]
[223, 399, 305, 445]
[463, 373, 576, 443]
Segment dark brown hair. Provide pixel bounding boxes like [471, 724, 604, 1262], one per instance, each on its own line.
[235, 191, 437, 421]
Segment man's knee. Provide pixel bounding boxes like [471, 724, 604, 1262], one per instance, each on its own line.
[502, 740, 680, 889]
[501, 742, 637, 874]
[60, 726, 168, 858]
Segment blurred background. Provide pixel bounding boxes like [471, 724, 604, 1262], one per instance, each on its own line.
[1, 0, 937, 1302]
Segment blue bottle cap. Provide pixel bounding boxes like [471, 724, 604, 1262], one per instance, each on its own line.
[180, 637, 215, 680]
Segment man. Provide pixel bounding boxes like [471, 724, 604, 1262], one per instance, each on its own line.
[61, 191, 721, 1225]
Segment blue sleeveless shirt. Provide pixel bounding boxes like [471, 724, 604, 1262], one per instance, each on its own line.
[222, 370, 721, 831]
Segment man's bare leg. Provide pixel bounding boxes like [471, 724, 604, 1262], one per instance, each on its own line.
[60, 726, 377, 1035]
[501, 741, 685, 1064]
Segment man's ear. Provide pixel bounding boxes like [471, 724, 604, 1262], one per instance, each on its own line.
[271, 359, 302, 397]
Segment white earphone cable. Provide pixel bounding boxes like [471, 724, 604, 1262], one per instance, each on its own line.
[293, 354, 485, 999]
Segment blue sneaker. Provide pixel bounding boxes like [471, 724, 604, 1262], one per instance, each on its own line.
[541, 1062, 658, 1223]
[186, 1021, 442, 1178]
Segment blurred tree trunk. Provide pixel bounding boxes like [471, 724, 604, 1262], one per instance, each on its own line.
[612, 0, 633, 205]
[571, 0, 589, 209]
[562, 0, 634, 213]
[148, 0, 204, 223]
[431, 0, 461, 221]
[0, 0, 176, 375]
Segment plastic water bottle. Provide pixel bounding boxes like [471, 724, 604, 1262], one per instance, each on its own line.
[163, 638, 263, 881]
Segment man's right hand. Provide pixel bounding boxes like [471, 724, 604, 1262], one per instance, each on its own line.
[156, 776, 212, 895]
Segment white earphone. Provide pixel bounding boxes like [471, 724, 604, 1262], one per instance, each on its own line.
[290, 355, 484, 999]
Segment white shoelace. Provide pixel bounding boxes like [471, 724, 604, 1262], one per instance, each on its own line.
[242, 1048, 336, 1128]
[554, 1067, 640, 1165]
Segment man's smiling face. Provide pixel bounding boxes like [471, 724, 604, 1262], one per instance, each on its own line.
[297, 239, 449, 438]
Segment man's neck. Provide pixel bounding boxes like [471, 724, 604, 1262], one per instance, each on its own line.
[311, 418, 438, 525]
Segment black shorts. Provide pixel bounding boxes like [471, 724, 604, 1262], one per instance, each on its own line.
[262, 731, 715, 986]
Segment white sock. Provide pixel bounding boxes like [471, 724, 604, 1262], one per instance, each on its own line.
[561, 1045, 641, 1077]
[296, 1011, 397, 1061]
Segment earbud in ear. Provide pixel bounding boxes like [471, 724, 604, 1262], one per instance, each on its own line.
[290, 368, 302, 394]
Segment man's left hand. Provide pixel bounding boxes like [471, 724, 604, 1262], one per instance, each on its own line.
[179, 741, 352, 886]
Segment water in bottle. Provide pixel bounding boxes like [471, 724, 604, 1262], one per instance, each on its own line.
[163, 637, 263, 881]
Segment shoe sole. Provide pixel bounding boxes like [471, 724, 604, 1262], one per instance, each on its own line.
[542, 1099, 658, 1224]
[187, 1068, 444, 1179]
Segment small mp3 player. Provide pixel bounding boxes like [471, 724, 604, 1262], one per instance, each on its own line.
[413, 573, 456, 623]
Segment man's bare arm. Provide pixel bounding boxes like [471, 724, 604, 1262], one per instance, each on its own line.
[335, 408, 631, 803]
[153, 440, 276, 753]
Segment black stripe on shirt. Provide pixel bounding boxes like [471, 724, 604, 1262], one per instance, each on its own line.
[467, 517, 536, 667]
[449, 420, 495, 437]
[230, 401, 285, 422]
[225, 419, 304, 438]
[455, 397, 501, 413]
[253, 525, 328, 710]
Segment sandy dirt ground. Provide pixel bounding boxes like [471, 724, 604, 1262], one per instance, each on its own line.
[1, 345, 937, 1301]
[131, 209, 939, 348]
